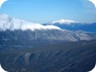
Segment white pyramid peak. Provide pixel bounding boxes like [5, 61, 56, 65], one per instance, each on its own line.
[51, 19, 78, 24]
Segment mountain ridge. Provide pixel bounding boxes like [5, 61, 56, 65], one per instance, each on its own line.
[0, 14, 96, 44]
[0, 14, 61, 31]
[44, 20, 96, 32]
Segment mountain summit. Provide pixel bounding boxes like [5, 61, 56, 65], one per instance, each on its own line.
[51, 19, 78, 24]
[44, 19, 96, 32]
[0, 14, 61, 31]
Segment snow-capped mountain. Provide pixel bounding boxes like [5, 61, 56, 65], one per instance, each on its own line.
[51, 19, 78, 24]
[0, 14, 61, 31]
[44, 19, 96, 32]
[0, 14, 96, 47]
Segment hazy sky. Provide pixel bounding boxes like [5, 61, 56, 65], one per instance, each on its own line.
[0, 0, 96, 23]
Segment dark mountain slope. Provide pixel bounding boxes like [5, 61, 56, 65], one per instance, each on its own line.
[0, 40, 96, 72]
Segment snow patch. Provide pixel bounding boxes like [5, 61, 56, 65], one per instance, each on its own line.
[51, 19, 78, 24]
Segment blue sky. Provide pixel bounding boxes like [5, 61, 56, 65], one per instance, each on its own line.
[0, 0, 96, 23]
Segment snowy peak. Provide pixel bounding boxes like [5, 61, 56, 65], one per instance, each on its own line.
[51, 19, 78, 24]
[0, 14, 61, 31]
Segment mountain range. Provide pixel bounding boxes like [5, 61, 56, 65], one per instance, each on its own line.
[44, 19, 96, 32]
[0, 14, 96, 45]
[0, 14, 96, 72]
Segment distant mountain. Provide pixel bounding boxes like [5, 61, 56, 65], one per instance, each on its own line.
[51, 19, 78, 24]
[44, 19, 96, 32]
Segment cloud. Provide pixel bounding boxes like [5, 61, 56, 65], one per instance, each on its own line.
[21, 23, 61, 31]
